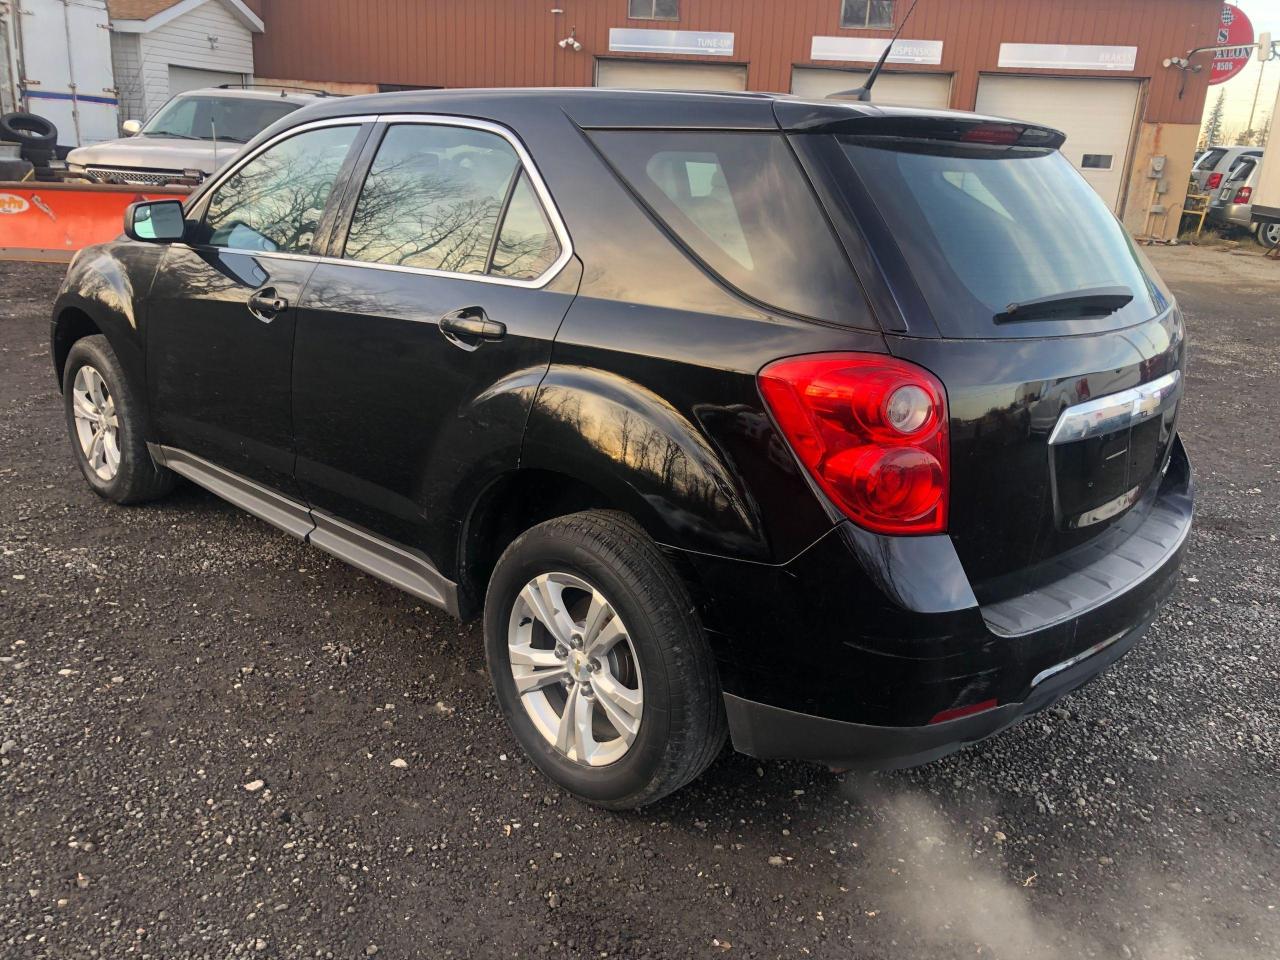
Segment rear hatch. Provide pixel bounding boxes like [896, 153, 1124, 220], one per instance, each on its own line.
[783, 106, 1185, 598]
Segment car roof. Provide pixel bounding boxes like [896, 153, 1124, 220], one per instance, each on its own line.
[280, 86, 1027, 138]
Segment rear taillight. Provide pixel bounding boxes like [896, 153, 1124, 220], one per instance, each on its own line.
[960, 123, 1020, 145]
[1235, 186, 1253, 203]
[758, 353, 949, 535]
[1206, 172, 1223, 189]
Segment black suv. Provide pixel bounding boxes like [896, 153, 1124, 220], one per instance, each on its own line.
[52, 90, 1192, 808]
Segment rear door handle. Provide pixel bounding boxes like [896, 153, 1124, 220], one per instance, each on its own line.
[439, 308, 506, 347]
[248, 288, 288, 322]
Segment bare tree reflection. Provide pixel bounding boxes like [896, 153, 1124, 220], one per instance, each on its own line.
[205, 126, 358, 254]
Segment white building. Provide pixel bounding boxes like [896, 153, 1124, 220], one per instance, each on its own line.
[107, 0, 262, 124]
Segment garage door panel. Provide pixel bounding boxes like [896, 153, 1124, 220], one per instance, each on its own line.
[596, 60, 747, 92]
[791, 67, 952, 110]
[168, 65, 245, 95]
[975, 75, 1140, 211]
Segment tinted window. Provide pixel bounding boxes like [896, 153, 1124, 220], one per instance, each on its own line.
[490, 172, 561, 280]
[835, 138, 1169, 338]
[204, 125, 359, 253]
[344, 124, 519, 274]
[1195, 148, 1226, 172]
[592, 130, 863, 324]
[143, 95, 299, 143]
[629, 0, 678, 18]
[842, 0, 893, 28]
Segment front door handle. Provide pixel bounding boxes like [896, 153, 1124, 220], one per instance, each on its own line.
[439, 307, 506, 348]
[248, 288, 288, 322]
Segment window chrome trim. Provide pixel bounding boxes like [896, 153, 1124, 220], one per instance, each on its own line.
[1047, 371, 1181, 446]
[187, 112, 573, 290]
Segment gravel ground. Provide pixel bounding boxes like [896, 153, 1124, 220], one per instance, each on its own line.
[1, 247, 1277, 960]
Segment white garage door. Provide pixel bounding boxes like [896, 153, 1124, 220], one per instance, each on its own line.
[975, 75, 1141, 212]
[168, 65, 245, 96]
[596, 59, 747, 92]
[791, 67, 952, 110]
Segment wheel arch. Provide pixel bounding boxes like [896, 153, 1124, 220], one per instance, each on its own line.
[51, 305, 103, 389]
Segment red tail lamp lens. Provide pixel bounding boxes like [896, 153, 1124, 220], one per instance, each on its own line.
[929, 698, 999, 725]
[759, 354, 949, 535]
[961, 123, 1021, 145]
[1206, 172, 1223, 190]
[1235, 186, 1253, 203]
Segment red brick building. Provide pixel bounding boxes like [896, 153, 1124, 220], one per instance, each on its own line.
[246, 0, 1224, 239]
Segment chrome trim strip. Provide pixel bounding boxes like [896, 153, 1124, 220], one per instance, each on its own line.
[1030, 629, 1126, 688]
[184, 112, 573, 291]
[1048, 371, 1181, 446]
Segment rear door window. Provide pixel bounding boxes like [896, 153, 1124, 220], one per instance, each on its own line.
[591, 130, 863, 325]
[341, 123, 562, 281]
[832, 138, 1170, 338]
[1195, 147, 1226, 172]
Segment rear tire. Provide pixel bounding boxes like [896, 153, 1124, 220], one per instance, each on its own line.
[1256, 221, 1280, 249]
[62, 335, 175, 504]
[484, 510, 727, 809]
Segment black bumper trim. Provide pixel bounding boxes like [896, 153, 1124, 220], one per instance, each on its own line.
[724, 614, 1151, 770]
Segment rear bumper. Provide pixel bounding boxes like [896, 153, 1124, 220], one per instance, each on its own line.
[684, 435, 1192, 770]
[724, 609, 1149, 770]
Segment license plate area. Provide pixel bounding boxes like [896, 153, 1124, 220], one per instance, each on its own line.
[1047, 373, 1180, 530]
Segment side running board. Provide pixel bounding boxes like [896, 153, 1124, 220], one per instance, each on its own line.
[149, 444, 459, 616]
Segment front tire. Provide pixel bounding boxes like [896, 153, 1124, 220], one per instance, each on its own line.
[484, 510, 726, 809]
[62, 335, 175, 504]
[1256, 221, 1280, 249]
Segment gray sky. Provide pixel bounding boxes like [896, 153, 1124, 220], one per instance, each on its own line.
[1202, 0, 1280, 139]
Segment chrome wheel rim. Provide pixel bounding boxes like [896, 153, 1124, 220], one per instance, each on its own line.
[507, 571, 643, 767]
[71, 365, 121, 481]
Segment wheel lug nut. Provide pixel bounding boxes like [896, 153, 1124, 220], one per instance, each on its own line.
[589, 659, 601, 673]
[554, 644, 568, 660]
[570, 634, 584, 650]
[581, 682, 594, 699]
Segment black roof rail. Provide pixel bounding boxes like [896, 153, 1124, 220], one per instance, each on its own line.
[214, 83, 337, 97]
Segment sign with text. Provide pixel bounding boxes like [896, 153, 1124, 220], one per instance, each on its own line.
[1209, 3, 1254, 85]
[608, 28, 734, 57]
[810, 36, 944, 65]
[997, 43, 1138, 71]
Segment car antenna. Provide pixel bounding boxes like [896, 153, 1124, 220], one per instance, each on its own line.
[837, 0, 922, 102]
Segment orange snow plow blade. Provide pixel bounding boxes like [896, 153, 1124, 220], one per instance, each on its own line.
[0, 181, 192, 263]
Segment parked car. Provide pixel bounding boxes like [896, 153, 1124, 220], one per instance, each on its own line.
[50, 89, 1192, 808]
[1206, 153, 1280, 245]
[63, 86, 328, 186]
[1190, 144, 1262, 193]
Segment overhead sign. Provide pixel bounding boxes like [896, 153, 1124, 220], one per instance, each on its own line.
[810, 36, 944, 65]
[997, 43, 1138, 71]
[608, 28, 734, 57]
[1210, 3, 1254, 85]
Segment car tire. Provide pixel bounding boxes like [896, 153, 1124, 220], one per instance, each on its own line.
[484, 510, 727, 809]
[0, 112, 57, 148]
[1256, 222, 1280, 249]
[62, 335, 176, 504]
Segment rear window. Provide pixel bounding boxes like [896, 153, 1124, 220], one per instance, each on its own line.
[1195, 148, 1227, 172]
[591, 130, 864, 325]
[835, 138, 1169, 338]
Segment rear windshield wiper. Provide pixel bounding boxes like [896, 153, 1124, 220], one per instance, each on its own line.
[995, 286, 1134, 324]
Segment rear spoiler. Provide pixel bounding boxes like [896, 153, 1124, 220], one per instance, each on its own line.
[774, 100, 1065, 150]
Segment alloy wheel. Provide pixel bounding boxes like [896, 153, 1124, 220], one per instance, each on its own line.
[71, 365, 121, 481]
[507, 571, 643, 767]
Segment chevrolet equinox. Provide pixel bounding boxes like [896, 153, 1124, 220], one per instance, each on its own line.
[51, 89, 1192, 808]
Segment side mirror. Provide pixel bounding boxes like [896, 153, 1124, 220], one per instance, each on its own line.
[125, 199, 186, 243]
[122, 119, 142, 136]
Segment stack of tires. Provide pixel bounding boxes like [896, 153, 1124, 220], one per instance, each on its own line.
[0, 113, 59, 181]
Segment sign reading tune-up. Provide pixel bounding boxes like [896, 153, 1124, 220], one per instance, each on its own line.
[608, 28, 734, 57]
[1209, 3, 1255, 85]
